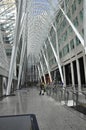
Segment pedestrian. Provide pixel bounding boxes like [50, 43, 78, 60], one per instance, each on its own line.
[39, 82, 45, 95]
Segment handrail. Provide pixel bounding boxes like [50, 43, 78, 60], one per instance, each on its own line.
[46, 84, 86, 106]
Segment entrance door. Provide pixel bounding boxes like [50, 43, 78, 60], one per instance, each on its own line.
[73, 60, 78, 86]
[78, 57, 85, 85]
[65, 63, 72, 85]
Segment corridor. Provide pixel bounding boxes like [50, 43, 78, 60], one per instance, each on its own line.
[0, 88, 86, 130]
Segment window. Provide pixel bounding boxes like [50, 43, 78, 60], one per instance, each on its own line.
[59, 51, 63, 58]
[6, 49, 12, 56]
[78, 0, 82, 4]
[70, 39, 74, 50]
[53, 57, 56, 64]
[58, 39, 61, 47]
[68, 26, 73, 33]
[50, 31, 56, 50]
[60, 18, 67, 34]
[62, 19, 66, 28]
[56, 10, 63, 25]
[49, 58, 54, 66]
[63, 44, 69, 56]
[75, 36, 81, 46]
[50, 27, 53, 36]
[79, 9, 83, 22]
[72, 1, 76, 14]
[65, 0, 69, 9]
[63, 31, 67, 41]
[57, 28, 60, 36]
[3, 36, 11, 44]
[74, 17, 79, 27]
[82, 28, 84, 37]
[67, 9, 71, 19]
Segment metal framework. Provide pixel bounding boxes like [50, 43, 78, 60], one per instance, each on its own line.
[6, 0, 25, 95]
[39, 60, 46, 84]
[83, 0, 86, 83]
[37, 65, 42, 82]
[17, 14, 27, 89]
[41, 49, 52, 82]
[48, 36, 64, 84]
[48, 0, 85, 52]
[0, 0, 85, 94]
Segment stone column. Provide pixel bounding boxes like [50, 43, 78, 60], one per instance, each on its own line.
[76, 59, 81, 91]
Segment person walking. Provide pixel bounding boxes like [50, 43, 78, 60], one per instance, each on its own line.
[39, 82, 45, 95]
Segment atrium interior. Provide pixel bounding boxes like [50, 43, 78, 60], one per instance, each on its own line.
[0, 0, 86, 129]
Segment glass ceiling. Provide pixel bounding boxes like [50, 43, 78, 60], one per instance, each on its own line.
[0, 0, 62, 57]
[0, 0, 16, 44]
[27, 0, 60, 58]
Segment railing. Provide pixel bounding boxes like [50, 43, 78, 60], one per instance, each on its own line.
[46, 84, 86, 107]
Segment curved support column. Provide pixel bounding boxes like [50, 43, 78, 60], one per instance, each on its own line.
[37, 66, 42, 82]
[39, 61, 46, 84]
[48, 0, 85, 52]
[83, 0, 86, 83]
[41, 49, 52, 82]
[59, 5, 84, 48]
[48, 36, 64, 84]
[6, 0, 23, 95]
[17, 15, 27, 89]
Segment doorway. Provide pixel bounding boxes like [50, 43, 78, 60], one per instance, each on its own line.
[65, 63, 72, 85]
[73, 60, 78, 86]
[78, 57, 85, 85]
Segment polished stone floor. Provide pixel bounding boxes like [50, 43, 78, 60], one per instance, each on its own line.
[0, 87, 86, 130]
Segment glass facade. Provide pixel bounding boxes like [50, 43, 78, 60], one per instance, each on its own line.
[52, 0, 83, 60]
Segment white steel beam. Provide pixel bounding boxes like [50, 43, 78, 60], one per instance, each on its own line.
[6, 0, 23, 95]
[52, 23, 59, 57]
[83, 0, 86, 83]
[63, 0, 66, 13]
[18, 13, 26, 42]
[39, 60, 46, 84]
[17, 14, 27, 89]
[41, 49, 52, 82]
[48, 0, 85, 52]
[44, 42, 49, 60]
[37, 65, 42, 82]
[48, 36, 64, 84]
[59, 5, 85, 49]
[83, 0, 86, 51]
[40, 15, 64, 84]
[52, 22, 65, 85]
